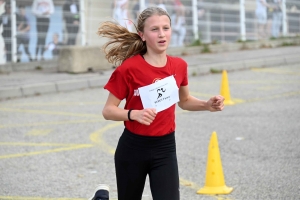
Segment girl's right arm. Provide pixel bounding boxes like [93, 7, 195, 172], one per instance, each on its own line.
[102, 92, 157, 125]
[102, 92, 128, 121]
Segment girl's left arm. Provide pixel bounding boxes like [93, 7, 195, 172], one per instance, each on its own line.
[178, 85, 225, 112]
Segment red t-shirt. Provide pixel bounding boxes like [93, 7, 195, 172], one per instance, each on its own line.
[104, 54, 188, 136]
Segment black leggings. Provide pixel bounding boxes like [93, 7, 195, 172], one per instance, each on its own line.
[35, 17, 50, 57]
[17, 36, 31, 59]
[66, 24, 79, 45]
[115, 128, 180, 200]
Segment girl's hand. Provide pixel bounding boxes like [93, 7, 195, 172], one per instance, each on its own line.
[207, 95, 225, 112]
[131, 108, 157, 125]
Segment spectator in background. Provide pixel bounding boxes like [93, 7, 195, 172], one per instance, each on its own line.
[112, 0, 132, 32]
[171, 4, 186, 46]
[197, 0, 206, 41]
[164, 0, 174, 14]
[0, 1, 12, 62]
[164, 0, 183, 19]
[157, 0, 167, 12]
[255, 0, 269, 39]
[198, 0, 206, 19]
[131, 0, 140, 23]
[266, 0, 273, 38]
[32, 0, 54, 60]
[174, 0, 183, 7]
[0, 0, 4, 14]
[146, 0, 156, 8]
[0, 0, 5, 64]
[45, 33, 64, 58]
[63, 0, 80, 45]
[271, 0, 282, 38]
[16, 5, 32, 62]
[0, 0, 4, 10]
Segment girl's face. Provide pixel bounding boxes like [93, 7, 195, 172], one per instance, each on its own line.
[139, 14, 171, 54]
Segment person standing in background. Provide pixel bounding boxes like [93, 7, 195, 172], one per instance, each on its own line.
[63, 0, 80, 45]
[32, 0, 54, 60]
[112, 0, 132, 32]
[0, 0, 5, 64]
[0, 1, 12, 62]
[171, 4, 186, 46]
[131, 0, 140, 23]
[16, 5, 32, 62]
[197, 0, 206, 39]
[271, 0, 282, 38]
[255, 0, 270, 39]
[266, 0, 273, 38]
[156, 0, 167, 12]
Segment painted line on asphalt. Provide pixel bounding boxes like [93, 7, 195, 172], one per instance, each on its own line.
[190, 79, 300, 85]
[190, 90, 300, 104]
[0, 107, 102, 118]
[0, 197, 87, 200]
[26, 129, 52, 136]
[0, 101, 106, 107]
[230, 79, 300, 84]
[0, 144, 93, 159]
[0, 119, 104, 128]
[251, 67, 300, 75]
[0, 196, 118, 200]
[0, 142, 89, 147]
[90, 121, 122, 155]
[245, 90, 300, 103]
[179, 177, 201, 190]
[256, 86, 278, 91]
[215, 197, 235, 200]
[190, 91, 245, 104]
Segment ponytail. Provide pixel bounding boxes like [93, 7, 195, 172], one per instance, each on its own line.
[98, 7, 171, 66]
[98, 21, 147, 66]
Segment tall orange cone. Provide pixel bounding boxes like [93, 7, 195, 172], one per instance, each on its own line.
[220, 70, 235, 105]
[197, 132, 233, 195]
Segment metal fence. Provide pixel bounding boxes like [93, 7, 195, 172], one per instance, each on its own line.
[0, 0, 299, 64]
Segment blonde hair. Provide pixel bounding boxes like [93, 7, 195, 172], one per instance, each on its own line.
[98, 7, 171, 66]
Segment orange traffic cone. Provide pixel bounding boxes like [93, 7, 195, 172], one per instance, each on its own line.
[197, 132, 233, 195]
[220, 70, 235, 105]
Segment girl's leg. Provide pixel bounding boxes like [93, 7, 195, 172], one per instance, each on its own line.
[40, 18, 50, 57]
[36, 18, 43, 58]
[149, 152, 180, 200]
[114, 131, 150, 200]
[23, 38, 32, 60]
[36, 17, 50, 58]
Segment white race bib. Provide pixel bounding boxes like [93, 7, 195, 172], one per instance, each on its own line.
[138, 75, 179, 112]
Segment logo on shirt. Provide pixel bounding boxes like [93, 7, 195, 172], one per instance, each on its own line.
[133, 78, 161, 97]
[153, 78, 161, 83]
